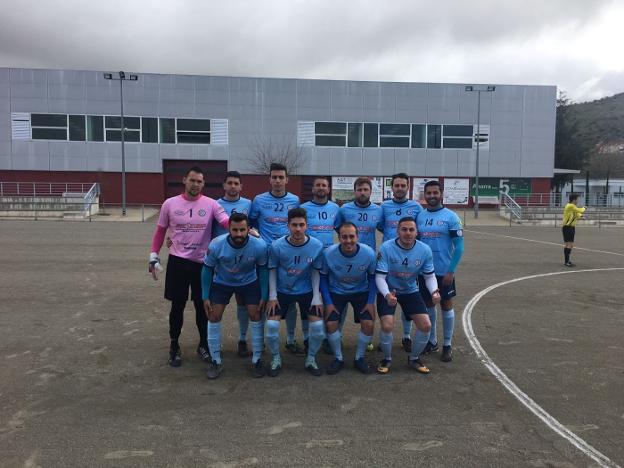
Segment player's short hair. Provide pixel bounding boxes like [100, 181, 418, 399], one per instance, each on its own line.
[269, 163, 288, 176]
[185, 166, 204, 178]
[224, 171, 241, 182]
[313, 176, 330, 184]
[398, 216, 417, 227]
[353, 177, 372, 191]
[338, 222, 358, 236]
[569, 193, 579, 203]
[391, 173, 409, 185]
[424, 179, 442, 191]
[288, 207, 307, 222]
[229, 212, 248, 225]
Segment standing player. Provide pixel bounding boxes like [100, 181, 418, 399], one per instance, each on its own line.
[320, 222, 377, 374]
[265, 208, 324, 377]
[417, 180, 464, 363]
[335, 177, 382, 251]
[249, 163, 304, 354]
[562, 193, 586, 267]
[375, 217, 441, 374]
[214, 171, 254, 358]
[378, 173, 423, 352]
[302, 176, 339, 250]
[148, 166, 229, 367]
[201, 213, 268, 379]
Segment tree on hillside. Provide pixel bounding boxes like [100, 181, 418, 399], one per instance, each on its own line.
[244, 135, 306, 175]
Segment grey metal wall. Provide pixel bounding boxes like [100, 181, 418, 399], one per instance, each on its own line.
[0, 68, 556, 177]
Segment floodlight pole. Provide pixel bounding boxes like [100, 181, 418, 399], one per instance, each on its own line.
[103, 71, 138, 216]
[465, 85, 495, 219]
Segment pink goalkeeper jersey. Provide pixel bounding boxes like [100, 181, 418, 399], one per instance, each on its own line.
[157, 195, 228, 263]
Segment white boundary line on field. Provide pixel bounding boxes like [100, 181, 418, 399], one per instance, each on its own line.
[465, 229, 624, 257]
[462, 267, 624, 468]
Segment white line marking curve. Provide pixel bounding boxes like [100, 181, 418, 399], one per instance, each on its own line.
[462, 267, 624, 468]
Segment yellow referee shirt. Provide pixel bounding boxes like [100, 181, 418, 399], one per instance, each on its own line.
[562, 203, 586, 227]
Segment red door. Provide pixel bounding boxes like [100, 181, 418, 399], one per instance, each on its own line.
[162, 160, 227, 199]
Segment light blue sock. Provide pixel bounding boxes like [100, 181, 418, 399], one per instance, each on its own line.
[338, 305, 347, 333]
[355, 332, 372, 360]
[327, 330, 343, 361]
[307, 320, 325, 359]
[237, 305, 249, 341]
[251, 320, 264, 364]
[265, 319, 281, 357]
[207, 322, 222, 364]
[410, 329, 430, 361]
[443, 309, 455, 346]
[302, 319, 309, 341]
[427, 306, 438, 345]
[379, 330, 393, 361]
[402, 316, 412, 339]
[285, 303, 297, 344]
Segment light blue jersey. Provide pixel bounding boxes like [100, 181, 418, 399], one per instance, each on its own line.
[379, 199, 423, 242]
[203, 234, 268, 287]
[214, 197, 252, 237]
[250, 192, 300, 245]
[335, 201, 383, 251]
[321, 243, 376, 295]
[301, 200, 340, 249]
[376, 239, 435, 294]
[268, 235, 323, 295]
[416, 207, 463, 275]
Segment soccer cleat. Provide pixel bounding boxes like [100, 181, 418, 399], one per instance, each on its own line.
[285, 340, 306, 356]
[422, 341, 439, 355]
[377, 358, 392, 374]
[196, 345, 211, 362]
[305, 359, 323, 377]
[250, 359, 266, 378]
[267, 356, 282, 377]
[354, 357, 372, 375]
[237, 340, 252, 358]
[326, 358, 344, 375]
[564, 262, 575, 267]
[408, 357, 430, 374]
[401, 337, 412, 353]
[206, 360, 224, 379]
[441, 345, 453, 362]
[168, 346, 182, 368]
[321, 338, 333, 355]
[366, 342, 375, 352]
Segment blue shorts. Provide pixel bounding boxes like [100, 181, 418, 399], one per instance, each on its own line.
[271, 292, 320, 320]
[326, 291, 373, 323]
[418, 275, 457, 302]
[377, 291, 427, 320]
[209, 280, 261, 306]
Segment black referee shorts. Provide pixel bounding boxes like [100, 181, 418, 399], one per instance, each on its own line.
[164, 254, 203, 302]
[562, 226, 575, 243]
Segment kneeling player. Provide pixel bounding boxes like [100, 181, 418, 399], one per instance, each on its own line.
[265, 208, 324, 377]
[375, 217, 441, 374]
[320, 222, 377, 374]
[201, 213, 268, 379]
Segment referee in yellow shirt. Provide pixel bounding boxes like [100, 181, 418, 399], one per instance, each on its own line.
[562, 193, 586, 267]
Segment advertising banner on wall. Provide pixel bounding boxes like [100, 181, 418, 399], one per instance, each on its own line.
[412, 177, 439, 203]
[383, 178, 393, 200]
[469, 178, 500, 197]
[443, 178, 470, 205]
[332, 176, 384, 204]
[470, 178, 532, 197]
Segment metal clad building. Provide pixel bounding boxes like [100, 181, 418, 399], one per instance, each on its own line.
[0, 67, 556, 202]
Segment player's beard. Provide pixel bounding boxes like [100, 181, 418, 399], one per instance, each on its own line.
[426, 195, 441, 207]
[231, 235, 247, 246]
[356, 195, 370, 205]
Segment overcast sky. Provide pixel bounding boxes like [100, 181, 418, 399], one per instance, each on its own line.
[1, 0, 622, 102]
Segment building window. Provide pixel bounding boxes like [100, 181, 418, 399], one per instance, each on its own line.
[159, 118, 175, 143]
[31, 113, 67, 140]
[176, 118, 210, 144]
[87, 115, 104, 142]
[105, 116, 140, 142]
[363, 123, 378, 147]
[411, 124, 426, 148]
[427, 125, 442, 149]
[315, 122, 346, 147]
[347, 123, 363, 147]
[142, 117, 158, 143]
[379, 123, 410, 148]
[69, 115, 86, 141]
[442, 125, 473, 149]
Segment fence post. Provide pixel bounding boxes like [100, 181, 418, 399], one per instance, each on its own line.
[463, 210, 467, 228]
[88, 203, 92, 222]
[598, 209, 601, 229]
[141, 204, 145, 222]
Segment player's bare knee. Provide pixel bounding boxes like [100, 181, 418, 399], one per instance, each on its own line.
[361, 320, 374, 335]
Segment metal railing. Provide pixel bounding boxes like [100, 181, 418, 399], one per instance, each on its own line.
[500, 193, 522, 222]
[0, 181, 96, 197]
[509, 192, 624, 208]
[82, 183, 100, 216]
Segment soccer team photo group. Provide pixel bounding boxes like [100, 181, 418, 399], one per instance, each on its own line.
[149, 164, 464, 380]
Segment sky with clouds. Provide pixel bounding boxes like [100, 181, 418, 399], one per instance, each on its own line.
[1, 0, 622, 102]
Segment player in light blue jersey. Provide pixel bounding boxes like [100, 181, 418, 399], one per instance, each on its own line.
[214, 171, 255, 358]
[375, 217, 441, 374]
[334, 177, 382, 251]
[378, 173, 423, 352]
[266, 208, 324, 377]
[416, 180, 464, 363]
[320, 222, 377, 375]
[302, 176, 339, 250]
[249, 163, 304, 356]
[201, 213, 269, 379]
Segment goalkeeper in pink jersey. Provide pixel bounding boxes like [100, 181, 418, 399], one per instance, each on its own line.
[149, 166, 229, 367]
